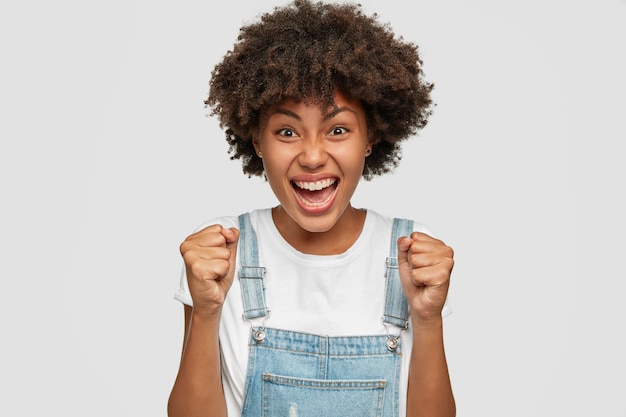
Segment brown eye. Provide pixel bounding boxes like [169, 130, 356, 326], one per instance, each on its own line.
[330, 127, 348, 135]
[278, 128, 296, 137]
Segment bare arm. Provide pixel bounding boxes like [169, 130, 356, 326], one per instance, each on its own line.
[397, 232, 456, 417]
[167, 225, 240, 417]
[406, 316, 455, 417]
[168, 305, 227, 417]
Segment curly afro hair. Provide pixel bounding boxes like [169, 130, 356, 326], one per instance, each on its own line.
[205, 0, 434, 179]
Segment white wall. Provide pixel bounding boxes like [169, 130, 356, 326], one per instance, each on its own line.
[1, 0, 625, 415]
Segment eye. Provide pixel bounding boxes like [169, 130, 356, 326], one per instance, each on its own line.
[277, 128, 297, 138]
[329, 126, 348, 136]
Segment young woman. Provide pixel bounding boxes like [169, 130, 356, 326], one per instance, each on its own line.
[168, 1, 455, 416]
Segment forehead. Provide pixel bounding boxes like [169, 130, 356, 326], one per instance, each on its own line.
[265, 90, 364, 118]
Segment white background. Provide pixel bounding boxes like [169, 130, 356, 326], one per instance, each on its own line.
[1, 0, 625, 415]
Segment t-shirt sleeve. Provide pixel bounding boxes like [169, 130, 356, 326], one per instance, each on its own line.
[173, 264, 193, 307]
[442, 298, 453, 318]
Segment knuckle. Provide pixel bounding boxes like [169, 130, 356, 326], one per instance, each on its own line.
[179, 240, 191, 255]
[188, 262, 207, 279]
[211, 259, 230, 278]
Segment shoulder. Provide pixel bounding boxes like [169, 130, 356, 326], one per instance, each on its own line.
[189, 208, 272, 233]
[365, 209, 435, 237]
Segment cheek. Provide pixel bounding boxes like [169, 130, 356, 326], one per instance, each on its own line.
[337, 150, 367, 174]
[261, 153, 291, 184]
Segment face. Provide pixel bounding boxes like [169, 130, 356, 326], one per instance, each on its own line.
[253, 90, 371, 236]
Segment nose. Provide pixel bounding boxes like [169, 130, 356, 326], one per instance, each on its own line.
[297, 137, 328, 169]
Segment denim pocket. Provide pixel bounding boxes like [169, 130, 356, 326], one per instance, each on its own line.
[261, 372, 386, 417]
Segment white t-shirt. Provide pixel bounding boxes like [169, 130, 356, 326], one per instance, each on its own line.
[174, 208, 451, 416]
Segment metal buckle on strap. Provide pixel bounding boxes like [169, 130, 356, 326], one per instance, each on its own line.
[381, 318, 404, 352]
[242, 309, 271, 344]
[386, 336, 399, 351]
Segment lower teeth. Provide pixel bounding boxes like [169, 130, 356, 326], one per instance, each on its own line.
[295, 189, 335, 207]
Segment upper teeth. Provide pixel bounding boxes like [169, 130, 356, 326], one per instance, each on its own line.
[294, 178, 336, 191]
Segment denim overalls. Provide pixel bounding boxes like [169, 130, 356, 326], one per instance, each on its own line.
[236, 213, 413, 417]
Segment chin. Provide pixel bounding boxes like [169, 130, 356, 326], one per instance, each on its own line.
[281, 207, 339, 234]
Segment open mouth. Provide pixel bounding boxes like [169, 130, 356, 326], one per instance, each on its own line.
[291, 178, 338, 208]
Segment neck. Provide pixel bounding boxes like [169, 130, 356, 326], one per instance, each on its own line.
[271, 205, 366, 255]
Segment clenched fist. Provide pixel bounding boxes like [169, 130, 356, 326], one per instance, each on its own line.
[397, 232, 454, 323]
[179, 225, 240, 317]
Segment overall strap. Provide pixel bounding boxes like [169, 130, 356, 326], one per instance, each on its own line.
[382, 218, 413, 331]
[237, 213, 269, 321]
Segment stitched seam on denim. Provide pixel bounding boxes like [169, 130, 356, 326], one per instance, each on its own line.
[262, 374, 387, 389]
[382, 218, 412, 330]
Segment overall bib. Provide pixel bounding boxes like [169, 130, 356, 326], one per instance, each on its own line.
[237, 213, 412, 417]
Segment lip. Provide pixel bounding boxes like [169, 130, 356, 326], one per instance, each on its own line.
[290, 175, 339, 214]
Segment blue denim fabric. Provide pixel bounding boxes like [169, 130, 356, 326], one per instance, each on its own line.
[383, 218, 413, 330]
[238, 213, 268, 320]
[243, 328, 401, 417]
[237, 213, 413, 417]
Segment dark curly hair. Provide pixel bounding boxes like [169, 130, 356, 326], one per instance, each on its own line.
[205, 0, 434, 179]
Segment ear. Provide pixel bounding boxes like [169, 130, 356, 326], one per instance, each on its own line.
[252, 136, 262, 158]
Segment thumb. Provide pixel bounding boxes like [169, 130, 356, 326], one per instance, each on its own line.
[222, 227, 240, 253]
[221, 227, 240, 275]
[397, 236, 414, 292]
[397, 236, 412, 267]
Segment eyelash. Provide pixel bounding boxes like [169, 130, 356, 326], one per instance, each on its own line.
[276, 126, 349, 137]
[330, 126, 348, 135]
[277, 128, 296, 137]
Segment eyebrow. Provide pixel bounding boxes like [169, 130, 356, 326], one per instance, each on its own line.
[272, 108, 301, 120]
[324, 106, 355, 121]
[270, 106, 356, 121]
